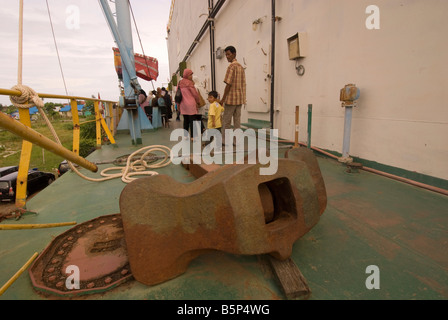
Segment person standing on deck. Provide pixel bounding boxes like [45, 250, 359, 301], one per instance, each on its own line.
[138, 89, 149, 114]
[144, 90, 154, 119]
[207, 90, 224, 131]
[220, 46, 246, 146]
[193, 76, 206, 134]
[178, 69, 200, 138]
[162, 87, 173, 121]
[157, 90, 168, 128]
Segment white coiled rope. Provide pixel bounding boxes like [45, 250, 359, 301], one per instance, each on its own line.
[9, 84, 171, 183]
[75, 145, 171, 184]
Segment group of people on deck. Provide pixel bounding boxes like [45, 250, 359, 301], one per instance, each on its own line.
[138, 45, 246, 147]
[138, 87, 173, 128]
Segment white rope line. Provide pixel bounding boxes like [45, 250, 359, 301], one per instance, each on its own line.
[9, 85, 171, 184]
[69, 145, 171, 184]
[10, 85, 61, 146]
[10, 84, 44, 109]
[45, 0, 69, 96]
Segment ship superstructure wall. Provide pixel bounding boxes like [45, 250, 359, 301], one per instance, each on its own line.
[167, 0, 448, 183]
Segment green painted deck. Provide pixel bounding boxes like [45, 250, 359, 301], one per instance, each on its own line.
[0, 124, 447, 300]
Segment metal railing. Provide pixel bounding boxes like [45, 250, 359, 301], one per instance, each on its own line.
[0, 87, 120, 208]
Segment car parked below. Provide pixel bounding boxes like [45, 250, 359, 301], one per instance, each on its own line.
[0, 166, 19, 178]
[57, 160, 70, 177]
[0, 169, 55, 202]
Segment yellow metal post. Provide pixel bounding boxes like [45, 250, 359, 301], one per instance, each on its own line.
[0, 221, 77, 230]
[70, 99, 80, 155]
[107, 102, 115, 136]
[99, 103, 115, 145]
[0, 252, 38, 297]
[100, 115, 116, 145]
[16, 108, 32, 208]
[94, 101, 102, 148]
[0, 111, 98, 172]
[14, 0, 29, 209]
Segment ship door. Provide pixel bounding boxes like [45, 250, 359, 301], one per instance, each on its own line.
[245, 44, 270, 113]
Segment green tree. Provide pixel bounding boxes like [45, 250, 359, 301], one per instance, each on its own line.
[44, 102, 63, 118]
[83, 96, 96, 115]
[5, 105, 18, 115]
[44, 102, 56, 115]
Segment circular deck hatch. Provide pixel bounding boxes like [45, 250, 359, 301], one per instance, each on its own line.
[29, 214, 132, 297]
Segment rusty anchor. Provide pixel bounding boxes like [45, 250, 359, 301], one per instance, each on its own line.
[120, 150, 327, 286]
[285, 147, 327, 216]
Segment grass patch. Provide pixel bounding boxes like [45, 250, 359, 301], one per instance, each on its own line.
[0, 118, 93, 174]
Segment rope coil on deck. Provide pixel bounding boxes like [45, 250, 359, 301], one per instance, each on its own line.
[73, 145, 172, 184]
[8, 84, 171, 184]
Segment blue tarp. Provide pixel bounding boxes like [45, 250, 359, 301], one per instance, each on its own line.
[60, 105, 84, 112]
[29, 106, 38, 115]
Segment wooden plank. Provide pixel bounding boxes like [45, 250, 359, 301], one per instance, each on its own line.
[267, 256, 311, 300]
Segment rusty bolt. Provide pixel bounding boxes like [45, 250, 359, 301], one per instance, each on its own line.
[121, 269, 129, 276]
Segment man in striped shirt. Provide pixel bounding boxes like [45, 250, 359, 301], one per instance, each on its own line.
[220, 46, 246, 146]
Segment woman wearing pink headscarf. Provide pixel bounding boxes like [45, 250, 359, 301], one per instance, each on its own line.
[178, 69, 200, 138]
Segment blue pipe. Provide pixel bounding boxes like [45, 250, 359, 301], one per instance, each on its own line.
[99, 0, 144, 144]
[342, 106, 353, 159]
[98, 0, 139, 92]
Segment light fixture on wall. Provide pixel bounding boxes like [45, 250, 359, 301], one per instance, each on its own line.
[216, 47, 223, 59]
[295, 61, 305, 76]
[287, 32, 308, 76]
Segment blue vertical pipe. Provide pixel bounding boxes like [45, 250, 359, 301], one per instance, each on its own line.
[342, 106, 353, 159]
[115, 0, 142, 144]
[116, 0, 137, 97]
[98, 0, 138, 87]
[100, 0, 149, 144]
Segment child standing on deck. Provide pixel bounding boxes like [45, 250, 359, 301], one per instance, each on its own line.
[205, 91, 224, 147]
[207, 91, 224, 132]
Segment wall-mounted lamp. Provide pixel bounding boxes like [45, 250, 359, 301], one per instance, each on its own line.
[216, 47, 224, 59]
[295, 62, 305, 76]
[287, 32, 308, 76]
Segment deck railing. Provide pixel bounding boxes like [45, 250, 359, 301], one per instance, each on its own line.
[0, 87, 120, 208]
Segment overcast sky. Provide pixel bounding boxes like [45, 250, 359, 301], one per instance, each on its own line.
[0, 0, 172, 106]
